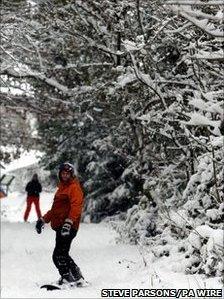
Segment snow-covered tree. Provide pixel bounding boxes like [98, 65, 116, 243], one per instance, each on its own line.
[116, 0, 223, 278]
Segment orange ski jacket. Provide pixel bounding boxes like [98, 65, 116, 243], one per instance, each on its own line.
[43, 178, 84, 230]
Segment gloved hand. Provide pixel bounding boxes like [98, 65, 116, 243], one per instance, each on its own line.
[36, 217, 45, 234]
[61, 219, 73, 237]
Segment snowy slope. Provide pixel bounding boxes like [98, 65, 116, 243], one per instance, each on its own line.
[1, 191, 222, 298]
[1, 221, 145, 298]
[1, 191, 54, 222]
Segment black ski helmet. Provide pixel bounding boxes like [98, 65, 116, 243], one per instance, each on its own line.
[59, 162, 75, 179]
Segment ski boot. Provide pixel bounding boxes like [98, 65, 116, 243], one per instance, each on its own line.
[58, 272, 76, 287]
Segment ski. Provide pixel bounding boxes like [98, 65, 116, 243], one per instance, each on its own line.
[40, 284, 61, 291]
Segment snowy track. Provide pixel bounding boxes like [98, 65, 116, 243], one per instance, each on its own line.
[1, 222, 147, 298]
[1, 192, 222, 298]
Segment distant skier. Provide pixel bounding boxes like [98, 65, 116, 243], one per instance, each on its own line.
[35, 162, 85, 287]
[24, 173, 42, 222]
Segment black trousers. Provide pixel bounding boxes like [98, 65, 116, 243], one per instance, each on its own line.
[52, 228, 83, 280]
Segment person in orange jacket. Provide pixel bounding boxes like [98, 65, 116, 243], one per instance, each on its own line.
[35, 162, 84, 286]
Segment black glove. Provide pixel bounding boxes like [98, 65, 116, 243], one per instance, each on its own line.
[36, 218, 45, 234]
[61, 219, 73, 237]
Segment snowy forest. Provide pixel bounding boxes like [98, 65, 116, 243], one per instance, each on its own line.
[1, 0, 223, 297]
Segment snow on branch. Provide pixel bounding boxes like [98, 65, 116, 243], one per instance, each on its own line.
[128, 52, 168, 109]
[178, 10, 224, 38]
[184, 8, 224, 21]
[192, 49, 224, 60]
[167, 1, 224, 5]
[2, 68, 70, 94]
[182, 112, 221, 135]
[1, 68, 94, 96]
[168, 2, 224, 39]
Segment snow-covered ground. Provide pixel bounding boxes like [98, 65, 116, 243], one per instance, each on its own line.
[1, 191, 222, 298]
